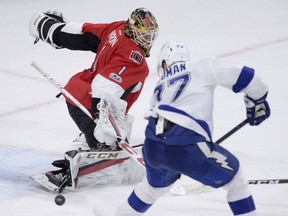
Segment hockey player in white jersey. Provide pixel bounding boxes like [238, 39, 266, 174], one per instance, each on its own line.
[116, 41, 270, 215]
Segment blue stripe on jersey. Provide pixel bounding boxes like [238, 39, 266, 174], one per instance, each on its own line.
[232, 66, 255, 93]
[128, 191, 152, 213]
[228, 195, 256, 215]
[158, 105, 212, 141]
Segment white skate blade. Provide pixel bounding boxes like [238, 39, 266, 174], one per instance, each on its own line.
[30, 173, 59, 192]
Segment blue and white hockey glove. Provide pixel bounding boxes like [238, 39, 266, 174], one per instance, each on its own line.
[244, 93, 270, 126]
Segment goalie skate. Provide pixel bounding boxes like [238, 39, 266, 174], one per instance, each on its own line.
[31, 171, 65, 193]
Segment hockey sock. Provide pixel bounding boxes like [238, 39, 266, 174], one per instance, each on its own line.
[228, 195, 256, 215]
[128, 191, 152, 213]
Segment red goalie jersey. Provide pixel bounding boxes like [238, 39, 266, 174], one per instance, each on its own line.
[64, 21, 149, 113]
[30, 8, 159, 149]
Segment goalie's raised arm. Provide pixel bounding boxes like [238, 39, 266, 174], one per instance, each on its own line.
[29, 10, 101, 52]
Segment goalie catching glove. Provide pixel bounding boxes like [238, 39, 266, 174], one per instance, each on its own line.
[244, 92, 270, 126]
[29, 10, 66, 48]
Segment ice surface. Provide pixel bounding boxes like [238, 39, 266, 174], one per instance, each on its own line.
[1, 0, 288, 215]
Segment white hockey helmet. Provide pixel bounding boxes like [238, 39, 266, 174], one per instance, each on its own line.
[157, 41, 190, 77]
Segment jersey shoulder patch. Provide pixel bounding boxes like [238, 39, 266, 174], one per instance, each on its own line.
[129, 50, 143, 65]
[109, 73, 122, 83]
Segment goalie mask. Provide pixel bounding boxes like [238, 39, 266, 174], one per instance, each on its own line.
[157, 41, 190, 78]
[125, 8, 159, 57]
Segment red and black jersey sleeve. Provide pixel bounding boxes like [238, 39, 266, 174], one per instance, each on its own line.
[51, 22, 101, 52]
[52, 20, 126, 53]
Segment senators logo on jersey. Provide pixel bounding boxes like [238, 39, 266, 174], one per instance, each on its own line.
[129, 50, 143, 65]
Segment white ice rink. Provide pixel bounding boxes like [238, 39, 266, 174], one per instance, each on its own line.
[0, 0, 288, 215]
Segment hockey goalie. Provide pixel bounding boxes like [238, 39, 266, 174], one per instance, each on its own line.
[31, 94, 145, 193]
[28, 8, 159, 193]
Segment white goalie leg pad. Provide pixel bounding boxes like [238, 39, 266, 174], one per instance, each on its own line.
[223, 167, 252, 202]
[134, 178, 172, 204]
[64, 150, 81, 191]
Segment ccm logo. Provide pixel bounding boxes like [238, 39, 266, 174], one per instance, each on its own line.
[86, 152, 119, 159]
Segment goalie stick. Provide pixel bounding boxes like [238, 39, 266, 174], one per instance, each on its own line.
[31, 61, 144, 167]
[31, 61, 93, 120]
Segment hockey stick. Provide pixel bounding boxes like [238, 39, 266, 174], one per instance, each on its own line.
[172, 178, 288, 195]
[216, 119, 248, 144]
[248, 179, 288, 185]
[31, 61, 145, 167]
[31, 61, 93, 120]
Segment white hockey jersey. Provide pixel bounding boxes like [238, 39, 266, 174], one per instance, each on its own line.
[150, 56, 268, 142]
